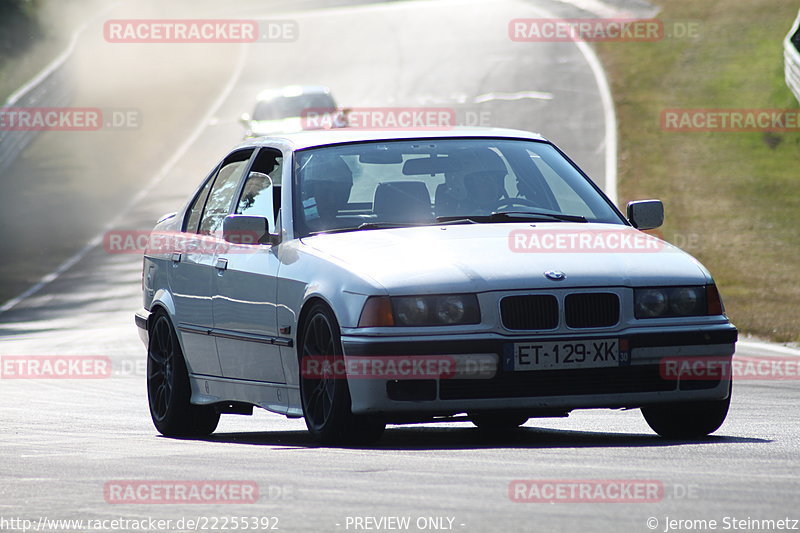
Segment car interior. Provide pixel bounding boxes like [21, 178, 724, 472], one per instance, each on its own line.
[294, 140, 617, 236]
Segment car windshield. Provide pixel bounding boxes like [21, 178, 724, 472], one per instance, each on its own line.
[253, 93, 336, 121]
[293, 138, 624, 237]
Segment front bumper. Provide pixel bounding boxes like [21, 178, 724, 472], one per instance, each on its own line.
[341, 324, 737, 417]
[135, 308, 150, 347]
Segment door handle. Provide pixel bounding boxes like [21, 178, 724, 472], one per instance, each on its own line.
[215, 258, 228, 271]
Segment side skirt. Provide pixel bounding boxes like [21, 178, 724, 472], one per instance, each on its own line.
[188, 374, 304, 419]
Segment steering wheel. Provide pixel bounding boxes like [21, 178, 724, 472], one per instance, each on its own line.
[493, 197, 541, 211]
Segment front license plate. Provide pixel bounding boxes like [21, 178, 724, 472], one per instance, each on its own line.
[504, 339, 623, 371]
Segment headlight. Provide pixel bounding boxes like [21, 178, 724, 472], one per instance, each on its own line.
[435, 295, 468, 324]
[358, 294, 480, 327]
[669, 287, 701, 315]
[395, 297, 429, 325]
[634, 289, 668, 318]
[634, 286, 707, 319]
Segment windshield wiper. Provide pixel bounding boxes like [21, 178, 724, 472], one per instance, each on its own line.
[308, 222, 425, 236]
[307, 211, 585, 236]
[493, 210, 588, 222]
[437, 211, 588, 224]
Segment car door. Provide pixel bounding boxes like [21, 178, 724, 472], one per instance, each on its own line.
[212, 147, 287, 383]
[170, 148, 255, 377]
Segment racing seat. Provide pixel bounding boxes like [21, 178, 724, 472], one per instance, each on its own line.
[434, 183, 460, 217]
[373, 181, 434, 224]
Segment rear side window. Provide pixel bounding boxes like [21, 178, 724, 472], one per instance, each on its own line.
[197, 149, 254, 235]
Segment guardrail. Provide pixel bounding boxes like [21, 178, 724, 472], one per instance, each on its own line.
[0, 5, 116, 175]
[784, 9, 800, 105]
[0, 62, 73, 176]
[0, 36, 78, 176]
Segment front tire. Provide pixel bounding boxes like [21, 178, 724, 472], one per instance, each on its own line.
[299, 302, 385, 445]
[641, 381, 731, 438]
[147, 311, 220, 437]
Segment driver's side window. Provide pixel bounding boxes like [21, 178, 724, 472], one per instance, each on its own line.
[236, 148, 283, 234]
[197, 149, 255, 235]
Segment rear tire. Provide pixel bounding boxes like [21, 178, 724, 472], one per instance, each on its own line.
[147, 311, 220, 437]
[299, 302, 385, 445]
[641, 381, 731, 438]
[470, 413, 529, 430]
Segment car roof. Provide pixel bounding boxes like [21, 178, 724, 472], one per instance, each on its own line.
[255, 85, 332, 102]
[236, 127, 548, 151]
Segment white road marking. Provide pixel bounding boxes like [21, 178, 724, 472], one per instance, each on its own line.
[738, 340, 800, 357]
[573, 38, 618, 204]
[473, 91, 554, 103]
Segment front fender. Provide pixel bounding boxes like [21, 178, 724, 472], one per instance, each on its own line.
[149, 288, 177, 319]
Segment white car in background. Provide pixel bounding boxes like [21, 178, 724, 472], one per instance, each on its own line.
[136, 127, 737, 444]
[239, 85, 344, 138]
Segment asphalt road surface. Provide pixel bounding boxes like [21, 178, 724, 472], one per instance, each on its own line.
[2, 1, 799, 532]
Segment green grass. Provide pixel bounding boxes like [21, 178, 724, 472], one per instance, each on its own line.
[597, 0, 800, 343]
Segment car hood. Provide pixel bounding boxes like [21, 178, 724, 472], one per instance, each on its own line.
[300, 223, 711, 293]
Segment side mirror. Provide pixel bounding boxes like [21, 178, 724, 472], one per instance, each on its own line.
[626, 200, 664, 230]
[222, 215, 279, 245]
[239, 113, 251, 127]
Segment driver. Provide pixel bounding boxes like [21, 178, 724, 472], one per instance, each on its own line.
[439, 148, 509, 215]
[298, 153, 353, 232]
